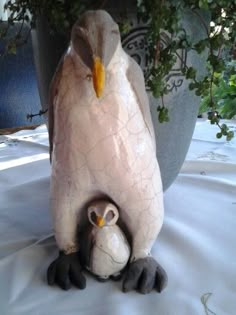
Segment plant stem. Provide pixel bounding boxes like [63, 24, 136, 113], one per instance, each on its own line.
[154, 38, 161, 67]
[201, 293, 216, 315]
[161, 95, 164, 106]
[209, 72, 214, 106]
[16, 17, 25, 38]
[153, 0, 163, 67]
[27, 109, 48, 122]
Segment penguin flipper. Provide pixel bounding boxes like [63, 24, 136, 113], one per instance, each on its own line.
[79, 225, 95, 269]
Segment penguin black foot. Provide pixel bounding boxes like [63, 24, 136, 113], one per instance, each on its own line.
[123, 256, 167, 294]
[47, 251, 86, 291]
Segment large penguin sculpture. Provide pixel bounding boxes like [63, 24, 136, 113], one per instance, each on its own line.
[47, 10, 167, 294]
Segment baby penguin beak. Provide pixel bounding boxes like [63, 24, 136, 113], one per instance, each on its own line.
[96, 215, 105, 227]
[93, 56, 105, 98]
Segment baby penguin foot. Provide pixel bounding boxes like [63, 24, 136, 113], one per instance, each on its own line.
[123, 256, 167, 294]
[47, 251, 86, 291]
[95, 275, 109, 282]
[110, 272, 123, 281]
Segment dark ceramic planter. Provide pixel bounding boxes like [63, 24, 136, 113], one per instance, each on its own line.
[31, 5, 209, 190]
[0, 23, 43, 128]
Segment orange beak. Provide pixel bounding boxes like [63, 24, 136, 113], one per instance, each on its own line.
[93, 56, 105, 98]
[96, 216, 105, 228]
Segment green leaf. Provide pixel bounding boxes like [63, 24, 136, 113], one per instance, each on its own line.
[157, 106, 169, 123]
[186, 67, 197, 80]
[189, 82, 197, 90]
[226, 131, 234, 141]
[199, 0, 209, 9]
[194, 39, 208, 53]
[7, 41, 16, 54]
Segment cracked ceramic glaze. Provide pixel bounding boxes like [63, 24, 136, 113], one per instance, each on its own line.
[89, 225, 130, 278]
[49, 10, 164, 263]
[86, 201, 130, 278]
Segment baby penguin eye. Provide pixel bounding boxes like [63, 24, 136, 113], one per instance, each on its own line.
[106, 210, 115, 222]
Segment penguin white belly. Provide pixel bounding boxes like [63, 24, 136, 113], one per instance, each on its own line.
[52, 59, 156, 201]
[89, 225, 130, 278]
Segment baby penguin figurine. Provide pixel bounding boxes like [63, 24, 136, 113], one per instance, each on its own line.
[80, 200, 130, 281]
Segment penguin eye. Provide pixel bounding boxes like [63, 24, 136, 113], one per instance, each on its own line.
[91, 212, 97, 224]
[73, 34, 93, 69]
[106, 210, 115, 222]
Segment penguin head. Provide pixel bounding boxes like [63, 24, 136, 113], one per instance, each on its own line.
[88, 200, 119, 228]
[71, 10, 120, 98]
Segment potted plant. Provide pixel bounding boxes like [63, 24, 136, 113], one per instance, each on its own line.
[1, 0, 235, 189]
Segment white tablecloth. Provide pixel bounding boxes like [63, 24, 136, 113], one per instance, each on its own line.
[0, 119, 235, 315]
